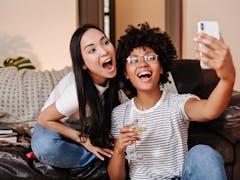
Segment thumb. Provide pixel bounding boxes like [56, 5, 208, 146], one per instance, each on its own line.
[133, 119, 138, 125]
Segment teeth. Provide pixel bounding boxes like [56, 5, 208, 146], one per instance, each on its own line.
[104, 58, 111, 63]
[138, 71, 152, 77]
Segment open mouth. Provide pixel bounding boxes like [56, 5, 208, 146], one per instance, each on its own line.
[137, 71, 152, 79]
[102, 58, 113, 70]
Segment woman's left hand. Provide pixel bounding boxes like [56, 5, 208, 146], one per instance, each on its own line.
[194, 32, 235, 82]
[83, 138, 113, 161]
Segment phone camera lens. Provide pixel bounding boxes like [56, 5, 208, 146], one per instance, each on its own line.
[201, 23, 204, 31]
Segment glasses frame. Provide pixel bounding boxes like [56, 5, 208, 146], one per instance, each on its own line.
[126, 53, 158, 66]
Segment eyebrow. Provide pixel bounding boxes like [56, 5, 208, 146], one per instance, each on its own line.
[130, 52, 155, 56]
[83, 36, 106, 50]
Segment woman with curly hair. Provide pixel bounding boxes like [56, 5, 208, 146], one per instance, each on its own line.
[108, 22, 234, 179]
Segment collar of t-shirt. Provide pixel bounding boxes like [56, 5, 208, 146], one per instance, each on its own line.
[94, 80, 109, 96]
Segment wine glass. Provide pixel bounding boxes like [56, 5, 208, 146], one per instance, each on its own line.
[123, 101, 147, 161]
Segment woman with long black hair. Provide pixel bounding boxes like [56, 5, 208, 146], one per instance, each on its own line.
[31, 24, 120, 168]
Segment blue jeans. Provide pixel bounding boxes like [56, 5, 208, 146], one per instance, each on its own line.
[181, 144, 227, 180]
[31, 124, 96, 168]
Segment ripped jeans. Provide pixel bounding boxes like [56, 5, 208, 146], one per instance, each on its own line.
[31, 123, 96, 168]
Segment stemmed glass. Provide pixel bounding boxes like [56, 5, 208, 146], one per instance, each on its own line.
[124, 101, 147, 161]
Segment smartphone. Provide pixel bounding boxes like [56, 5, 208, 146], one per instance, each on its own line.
[197, 21, 220, 69]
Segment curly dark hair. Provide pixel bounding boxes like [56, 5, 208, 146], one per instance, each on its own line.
[116, 22, 178, 96]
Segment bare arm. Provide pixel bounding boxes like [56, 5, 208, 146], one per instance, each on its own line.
[185, 33, 235, 122]
[37, 103, 113, 160]
[108, 126, 139, 180]
[37, 103, 79, 141]
[108, 139, 127, 180]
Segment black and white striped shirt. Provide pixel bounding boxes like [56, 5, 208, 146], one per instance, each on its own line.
[111, 90, 198, 179]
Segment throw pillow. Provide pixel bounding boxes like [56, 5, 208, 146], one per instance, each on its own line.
[0, 66, 72, 127]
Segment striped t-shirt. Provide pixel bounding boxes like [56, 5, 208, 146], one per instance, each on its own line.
[111, 90, 198, 179]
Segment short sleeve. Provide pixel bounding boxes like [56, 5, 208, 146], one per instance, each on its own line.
[177, 93, 199, 120]
[55, 83, 79, 117]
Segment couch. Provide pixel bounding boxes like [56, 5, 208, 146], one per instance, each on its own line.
[0, 59, 239, 179]
[172, 60, 240, 180]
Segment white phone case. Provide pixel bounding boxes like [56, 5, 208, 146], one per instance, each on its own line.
[197, 21, 220, 69]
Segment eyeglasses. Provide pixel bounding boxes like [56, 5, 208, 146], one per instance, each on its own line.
[126, 53, 158, 66]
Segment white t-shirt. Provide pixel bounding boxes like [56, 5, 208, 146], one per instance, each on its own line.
[42, 71, 109, 128]
[111, 90, 198, 179]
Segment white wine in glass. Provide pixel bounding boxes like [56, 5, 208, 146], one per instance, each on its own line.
[124, 101, 146, 161]
[131, 124, 147, 133]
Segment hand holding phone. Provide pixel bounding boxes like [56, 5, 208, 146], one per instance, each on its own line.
[197, 21, 220, 69]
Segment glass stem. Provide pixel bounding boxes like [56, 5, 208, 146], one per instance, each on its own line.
[134, 142, 137, 156]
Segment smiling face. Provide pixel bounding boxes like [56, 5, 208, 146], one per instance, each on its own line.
[125, 46, 163, 93]
[80, 28, 117, 85]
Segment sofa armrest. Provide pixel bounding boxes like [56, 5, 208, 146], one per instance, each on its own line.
[228, 91, 240, 107]
[209, 92, 240, 144]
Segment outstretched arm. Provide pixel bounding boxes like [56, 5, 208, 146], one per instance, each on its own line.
[185, 33, 235, 122]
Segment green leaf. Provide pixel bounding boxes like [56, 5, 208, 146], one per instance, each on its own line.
[1, 56, 35, 70]
[18, 65, 36, 70]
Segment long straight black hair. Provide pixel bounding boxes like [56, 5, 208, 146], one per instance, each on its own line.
[70, 24, 120, 147]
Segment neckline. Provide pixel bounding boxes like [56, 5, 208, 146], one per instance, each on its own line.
[131, 91, 166, 113]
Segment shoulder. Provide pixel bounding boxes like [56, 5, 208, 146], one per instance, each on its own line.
[118, 89, 130, 103]
[41, 71, 76, 111]
[112, 99, 132, 114]
[59, 71, 75, 84]
[54, 71, 75, 91]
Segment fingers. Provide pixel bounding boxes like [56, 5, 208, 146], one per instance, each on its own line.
[132, 119, 138, 125]
[120, 127, 140, 143]
[94, 152, 105, 161]
[98, 148, 113, 159]
[93, 147, 113, 161]
[194, 32, 235, 81]
[194, 33, 227, 64]
[114, 127, 140, 153]
[115, 136, 138, 154]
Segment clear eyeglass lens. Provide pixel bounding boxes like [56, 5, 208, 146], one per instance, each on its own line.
[127, 54, 158, 65]
[130, 57, 139, 64]
[145, 55, 157, 62]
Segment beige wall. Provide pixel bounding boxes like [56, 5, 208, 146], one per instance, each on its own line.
[1, 1, 239, 90]
[115, 0, 165, 44]
[182, 0, 240, 91]
[115, 0, 240, 90]
[0, 0, 77, 70]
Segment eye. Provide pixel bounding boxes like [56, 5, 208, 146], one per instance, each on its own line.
[145, 54, 157, 62]
[128, 57, 139, 64]
[146, 55, 155, 61]
[88, 48, 96, 54]
[103, 39, 110, 46]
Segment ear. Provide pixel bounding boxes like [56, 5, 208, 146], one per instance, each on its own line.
[82, 64, 87, 70]
[160, 66, 163, 74]
[159, 64, 163, 74]
[124, 71, 129, 79]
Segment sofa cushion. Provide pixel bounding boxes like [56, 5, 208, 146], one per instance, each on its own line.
[0, 66, 72, 127]
[171, 59, 219, 99]
[209, 105, 240, 144]
[188, 126, 234, 164]
[0, 145, 109, 180]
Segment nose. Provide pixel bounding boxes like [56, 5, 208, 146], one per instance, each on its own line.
[138, 56, 148, 67]
[99, 46, 108, 56]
